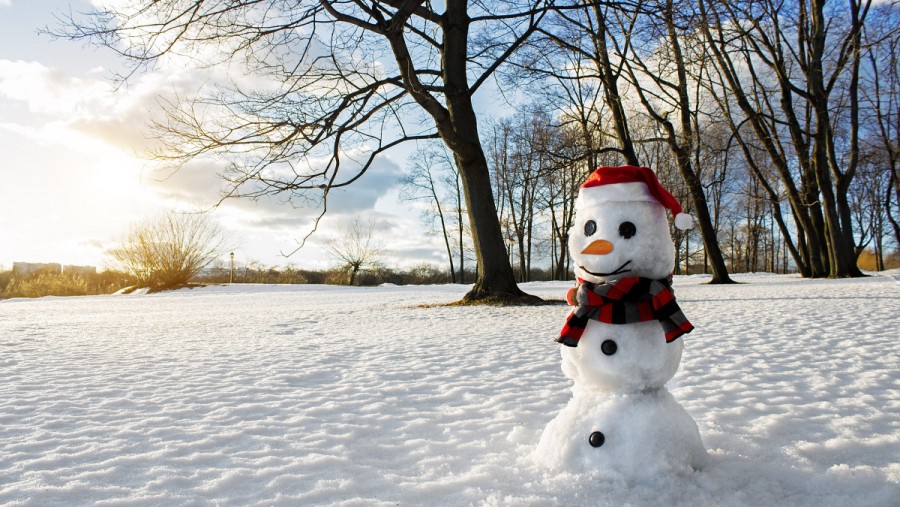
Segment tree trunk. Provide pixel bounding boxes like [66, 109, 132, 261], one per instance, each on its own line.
[887, 170, 900, 246]
[377, 0, 532, 300]
[673, 230, 682, 276]
[455, 171, 465, 284]
[833, 0, 866, 278]
[806, 0, 863, 278]
[437, 0, 533, 301]
[556, 233, 569, 280]
[662, 0, 734, 284]
[687, 180, 734, 283]
[591, 4, 639, 166]
[456, 153, 525, 300]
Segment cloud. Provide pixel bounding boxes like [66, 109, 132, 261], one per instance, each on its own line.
[197, 153, 407, 231]
[0, 58, 235, 158]
[132, 151, 411, 267]
[0, 1, 11, 7]
[0, 59, 159, 159]
[326, 156, 405, 212]
[0, 54, 440, 270]
[0, 58, 404, 210]
[80, 239, 107, 250]
[0, 60, 112, 114]
[142, 158, 229, 205]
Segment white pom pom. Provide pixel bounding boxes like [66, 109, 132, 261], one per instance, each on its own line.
[674, 213, 693, 230]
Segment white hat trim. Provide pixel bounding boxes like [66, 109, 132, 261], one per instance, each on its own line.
[576, 182, 656, 210]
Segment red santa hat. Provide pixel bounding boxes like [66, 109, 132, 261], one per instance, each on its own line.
[576, 165, 694, 230]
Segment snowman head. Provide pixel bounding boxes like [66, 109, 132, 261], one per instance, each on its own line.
[569, 166, 691, 283]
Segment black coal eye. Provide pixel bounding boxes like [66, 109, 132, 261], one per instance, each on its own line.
[618, 221, 636, 239]
[584, 220, 597, 237]
[601, 340, 617, 355]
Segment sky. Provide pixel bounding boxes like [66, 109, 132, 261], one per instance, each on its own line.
[0, 0, 455, 272]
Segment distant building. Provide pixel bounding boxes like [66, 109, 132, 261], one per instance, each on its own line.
[12, 262, 62, 275]
[10, 263, 97, 276]
[63, 265, 97, 275]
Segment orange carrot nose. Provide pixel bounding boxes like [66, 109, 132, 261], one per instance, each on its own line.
[582, 239, 614, 255]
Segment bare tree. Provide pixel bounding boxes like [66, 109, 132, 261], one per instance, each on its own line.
[399, 144, 467, 283]
[540, 125, 589, 280]
[59, 0, 563, 302]
[522, 2, 642, 166]
[324, 217, 383, 286]
[849, 158, 884, 265]
[695, 121, 739, 274]
[532, 6, 742, 236]
[698, 0, 873, 278]
[514, 0, 735, 283]
[487, 109, 553, 282]
[862, 10, 900, 248]
[107, 211, 229, 288]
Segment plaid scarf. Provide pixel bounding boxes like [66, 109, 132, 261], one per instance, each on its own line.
[557, 276, 693, 347]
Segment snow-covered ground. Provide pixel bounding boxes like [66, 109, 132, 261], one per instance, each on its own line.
[1, 273, 898, 506]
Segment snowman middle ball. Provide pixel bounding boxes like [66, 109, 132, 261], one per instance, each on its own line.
[561, 320, 683, 393]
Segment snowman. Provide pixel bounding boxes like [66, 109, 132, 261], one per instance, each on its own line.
[534, 165, 707, 478]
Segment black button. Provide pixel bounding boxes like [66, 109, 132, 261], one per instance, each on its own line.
[589, 431, 605, 447]
[601, 340, 617, 355]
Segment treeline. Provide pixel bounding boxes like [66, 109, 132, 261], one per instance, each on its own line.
[403, 0, 900, 282]
[195, 263, 569, 287]
[4, 251, 896, 300]
[0, 263, 572, 299]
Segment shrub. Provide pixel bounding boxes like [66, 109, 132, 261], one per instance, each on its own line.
[3, 272, 88, 297]
[403, 263, 453, 284]
[107, 211, 229, 289]
[0, 270, 12, 293]
[298, 269, 326, 284]
[857, 249, 900, 271]
[323, 268, 349, 285]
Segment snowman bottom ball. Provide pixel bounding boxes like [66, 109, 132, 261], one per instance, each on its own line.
[534, 388, 707, 478]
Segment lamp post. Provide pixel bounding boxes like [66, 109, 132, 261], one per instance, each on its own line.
[229, 252, 235, 284]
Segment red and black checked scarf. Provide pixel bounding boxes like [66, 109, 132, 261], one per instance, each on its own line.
[557, 276, 693, 347]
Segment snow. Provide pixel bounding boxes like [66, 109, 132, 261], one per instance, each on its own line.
[1, 273, 899, 506]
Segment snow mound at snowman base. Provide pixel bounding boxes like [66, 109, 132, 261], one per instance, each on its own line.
[534, 387, 707, 478]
